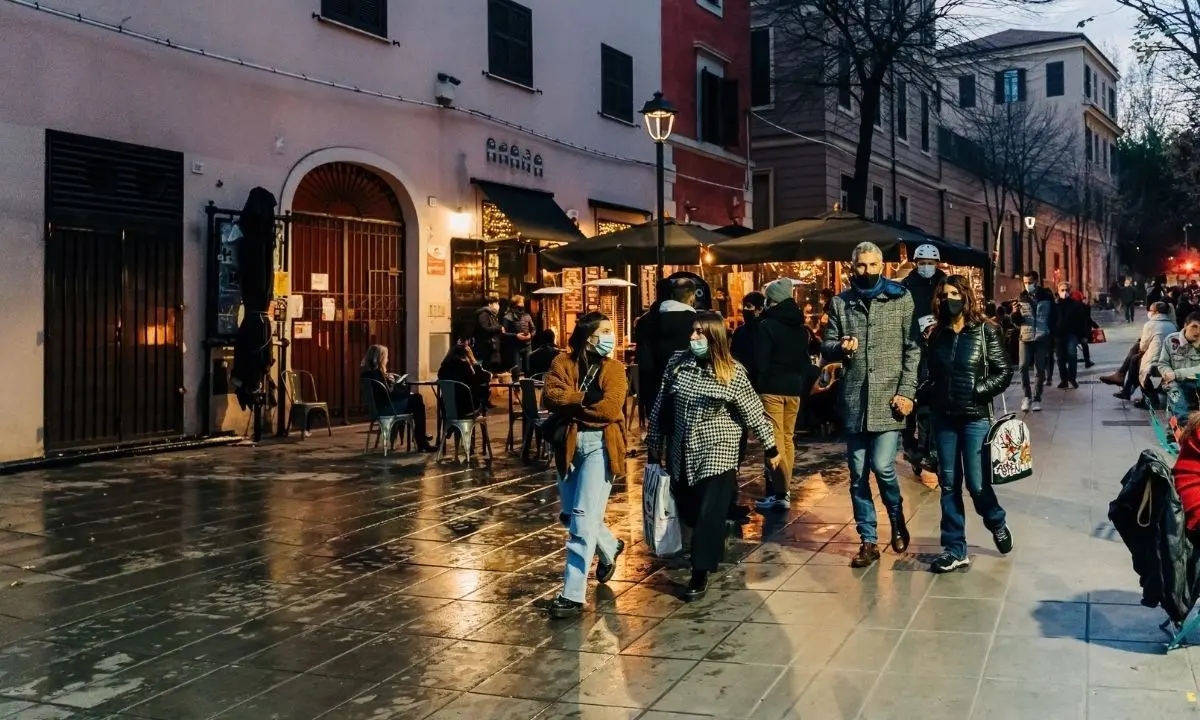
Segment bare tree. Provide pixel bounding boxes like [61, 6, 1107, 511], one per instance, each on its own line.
[756, 0, 1055, 216]
[949, 99, 1077, 278]
[1091, 0, 1200, 104]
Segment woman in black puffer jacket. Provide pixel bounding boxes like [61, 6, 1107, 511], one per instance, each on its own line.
[922, 275, 1015, 574]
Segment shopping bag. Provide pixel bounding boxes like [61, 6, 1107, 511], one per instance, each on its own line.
[642, 464, 682, 557]
[984, 413, 1033, 485]
[1091, 327, 1107, 344]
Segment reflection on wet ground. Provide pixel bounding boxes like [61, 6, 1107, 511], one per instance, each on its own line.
[0, 334, 1195, 720]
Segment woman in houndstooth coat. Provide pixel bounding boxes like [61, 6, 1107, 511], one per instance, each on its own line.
[647, 311, 779, 601]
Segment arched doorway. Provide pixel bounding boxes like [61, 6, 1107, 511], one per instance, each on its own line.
[291, 162, 406, 422]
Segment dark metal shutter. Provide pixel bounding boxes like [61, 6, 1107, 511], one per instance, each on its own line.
[720, 78, 740, 148]
[322, 0, 387, 36]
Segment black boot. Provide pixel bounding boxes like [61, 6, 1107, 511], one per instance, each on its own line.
[891, 514, 911, 553]
[684, 571, 709, 601]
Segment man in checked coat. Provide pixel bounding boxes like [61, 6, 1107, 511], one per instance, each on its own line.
[822, 241, 921, 568]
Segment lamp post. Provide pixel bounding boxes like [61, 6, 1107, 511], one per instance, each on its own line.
[640, 92, 677, 283]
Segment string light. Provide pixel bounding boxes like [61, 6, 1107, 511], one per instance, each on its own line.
[481, 202, 516, 240]
[7, 0, 748, 192]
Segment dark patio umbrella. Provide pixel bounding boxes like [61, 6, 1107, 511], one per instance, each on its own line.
[708, 212, 909, 265]
[540, 219, 730, 270]
[881, 220, 990, 268]
[231, 187, 278, 413]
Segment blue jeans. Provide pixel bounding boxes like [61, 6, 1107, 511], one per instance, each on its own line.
[1056, 334, 1079, 383]
[557, 430, 619, 603]
[845, 431, 904, 544]
[1019, 339, 1048, 400]
[933, 416, 1006, 559]
[1166, 379, 1200, 425]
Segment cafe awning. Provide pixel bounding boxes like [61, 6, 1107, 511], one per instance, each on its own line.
[472, 179, 586, 244]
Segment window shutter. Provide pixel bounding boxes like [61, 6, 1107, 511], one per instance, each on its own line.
[1017, 69, 1027, 101]
[700, 69, 723, 144]
[750, 29, 772, 106]
[720, 78, 741, 148]
[993, 71, 1004, 104]
[322, 0, 386, 36]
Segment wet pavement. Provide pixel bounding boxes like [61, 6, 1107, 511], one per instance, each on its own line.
[1, 321, 1199, 719]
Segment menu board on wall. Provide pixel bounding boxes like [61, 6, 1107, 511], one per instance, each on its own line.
[585, 267, 602, 309]
[214, 220, 243, 338]
[563, 268, 584, 313]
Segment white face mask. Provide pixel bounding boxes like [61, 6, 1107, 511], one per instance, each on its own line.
[917, 265, 937, 279]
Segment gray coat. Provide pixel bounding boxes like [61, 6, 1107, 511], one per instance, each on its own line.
[821, 282, 920, 433]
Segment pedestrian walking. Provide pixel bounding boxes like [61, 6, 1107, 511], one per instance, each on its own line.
[922, 275, 1015, 572]
[542, 312, 628, 619]
[1055, 281, 1087, 389]
[822, 241, 920, 568]
[752, 279, 813, 511]
[1012, 271, 1056, 412]
[1120, 278, 1137, 323]
[901, 243, 946, 475]
[646, 311, 779, 600]
[634, 275, 698, 422]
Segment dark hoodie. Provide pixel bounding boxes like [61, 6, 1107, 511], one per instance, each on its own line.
[901, 267, 947, 321]
[634, 299, 696, 414]
[754, 298, 814, 396]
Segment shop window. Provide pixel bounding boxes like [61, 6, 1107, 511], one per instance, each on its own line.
[320, 0, 386, 37]
[488, 0, 533, 87]
[597, 219, 632, 236]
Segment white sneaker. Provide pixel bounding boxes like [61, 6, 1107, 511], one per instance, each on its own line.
[1020, 397, 1031, 412]
[1031, 400, 1043, 412]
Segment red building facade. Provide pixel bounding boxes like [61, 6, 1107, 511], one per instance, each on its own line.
[661, 0, 751, 227]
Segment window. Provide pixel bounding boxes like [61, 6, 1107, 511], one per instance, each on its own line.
[964, 216, 972, 248]
[896, 78, 908, 141]
[752, 171, 773, 229]
[898, 196, 909, 225]
[600, 45, 633, 122]
[837, 48, 852, 110]
[934, 81, 942, 113]
[697, 0, 723, 16]
[874, 97, 883, 128]
[698, 62, 740, 147]
[994, 68, 1026, 104]
[1109, 87, 1117, 118]
[920, 91, 930, 151]
[839, 174, 852, 211]
[982, 221, 991, 255]
[320, 0, 387, 37]
[1085, 126, 1093, 162]
[1110, 142, 1118, 175]
[488, 0, 533, 87]
[1046, 61, 1064, 97]
[1084, 65, 1092, 97]
[750, 28, 773, 107]
[872, 185, 884, 221]
[958, 75, 975, 108]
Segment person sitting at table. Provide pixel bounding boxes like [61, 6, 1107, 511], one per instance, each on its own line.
[437, 344, 492, 417]
[528, 329, 560, 377]
[361, 344, 436, 452]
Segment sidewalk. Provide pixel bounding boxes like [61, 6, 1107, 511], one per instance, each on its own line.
[0, 319, 1195, 719]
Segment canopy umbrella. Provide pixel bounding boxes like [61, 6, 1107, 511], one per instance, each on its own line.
[532, 286, 571, 295]
[707, 212, 909, 265]
[883, 221, 990, 268]
[585, 277, 636, 287]
[540, 219, 729, 270]
[231, 187, 278, 421]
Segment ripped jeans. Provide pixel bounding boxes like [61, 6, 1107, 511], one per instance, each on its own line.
[557, 429, 620, 603]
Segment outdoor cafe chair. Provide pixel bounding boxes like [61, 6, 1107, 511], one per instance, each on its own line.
[506, 372, 546, 454]
[360, 378, 416, 456]
[624, 363, 641, 428]
[517, 376, 551, 463]
[284, 370, 333, 438]
[437, 379, 493, 463]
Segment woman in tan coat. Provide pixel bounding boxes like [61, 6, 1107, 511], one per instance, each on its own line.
[542, 311, 627, 619]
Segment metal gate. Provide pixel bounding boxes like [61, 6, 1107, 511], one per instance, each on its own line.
[43, 131, 185, 451]
[289, 213, 405, 422]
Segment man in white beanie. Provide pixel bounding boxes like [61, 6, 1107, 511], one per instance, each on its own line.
[901, 244, 945, 476]
[752, 278, 814, 510]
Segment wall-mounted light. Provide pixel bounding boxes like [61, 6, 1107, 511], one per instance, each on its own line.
[447, 207, 473, 236]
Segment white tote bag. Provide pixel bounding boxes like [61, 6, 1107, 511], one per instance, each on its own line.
[642, 464, 682, 557]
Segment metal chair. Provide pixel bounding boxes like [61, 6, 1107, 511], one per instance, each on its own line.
[284, 370, 333, 438]
[360, 379, 415, 456]
[506, 372, 546, 453]
[437, 379, 493, 463]
[517, 377, 551, 462]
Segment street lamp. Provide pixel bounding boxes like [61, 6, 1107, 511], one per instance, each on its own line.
[641, 92, 677, 283]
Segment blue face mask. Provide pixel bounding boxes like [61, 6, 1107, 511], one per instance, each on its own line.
[1025, 283, 1037, 294]
[690, 338, 710, 358]
[591, 334, 616, 357]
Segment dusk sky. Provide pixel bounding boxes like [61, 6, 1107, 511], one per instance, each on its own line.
[970, 0, 1143, 70]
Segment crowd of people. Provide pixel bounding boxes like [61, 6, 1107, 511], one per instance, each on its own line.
[522, 242, 1025, 619]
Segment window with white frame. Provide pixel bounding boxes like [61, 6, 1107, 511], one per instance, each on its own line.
[697, 53, 739, 147]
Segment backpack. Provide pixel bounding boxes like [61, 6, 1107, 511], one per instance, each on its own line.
[984, 414, 1033, 485]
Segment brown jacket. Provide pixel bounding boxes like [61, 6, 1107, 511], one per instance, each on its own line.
[542, 352, 627, 477]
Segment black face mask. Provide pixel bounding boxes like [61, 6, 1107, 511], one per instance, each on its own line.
[742, 309, 755, 319]
[939, 299, 965, 320]
[852, 273, 882, 290]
